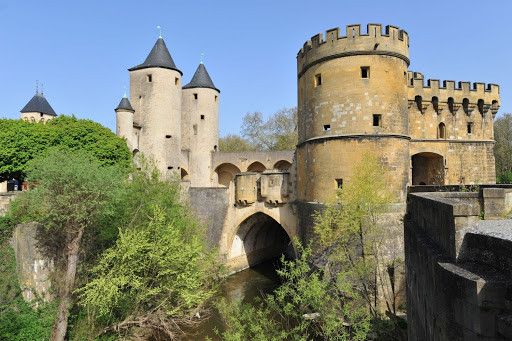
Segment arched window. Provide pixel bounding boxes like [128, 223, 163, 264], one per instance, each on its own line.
[462, 98, 470, 115]
[448, 97, 455, 114]
[437, 122, 446, 139]
[432, 96, 439, 114]
[415, 95, 423, 113]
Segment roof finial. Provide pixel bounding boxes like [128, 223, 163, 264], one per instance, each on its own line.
[157, 25, 162, 38]
[35, 80, 39, 95]
[200, 52, 204, 64]
[41, 83, 44, 96]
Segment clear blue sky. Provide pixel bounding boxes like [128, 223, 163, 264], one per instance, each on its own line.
[0, 0, 509, 136]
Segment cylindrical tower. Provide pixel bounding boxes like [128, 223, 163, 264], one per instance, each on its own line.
[182, 62, 220, 187]
[115, 96, 135, 150]
[128, 37, 182, 177]
[296, 24, 410, 203]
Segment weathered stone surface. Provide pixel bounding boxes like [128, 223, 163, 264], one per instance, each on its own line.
[10, 223, 53, 302]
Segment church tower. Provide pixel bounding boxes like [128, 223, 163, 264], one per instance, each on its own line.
[182, 62, 220, 186]
[128, 37, 182, 177]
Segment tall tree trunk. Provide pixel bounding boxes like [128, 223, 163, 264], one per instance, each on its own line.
[51, 227, 84, 341]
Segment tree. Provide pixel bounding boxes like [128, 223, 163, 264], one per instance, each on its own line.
[313, 153, 397, 316]
[494, 113, 512, 182]
[240, 107, 297, 151]
[219, 134, 256, 152]
[0, 116, 131, 180]
[77, 165, 221, 339]
[217, 244, 370, 341]
[8, 147, 127, 341]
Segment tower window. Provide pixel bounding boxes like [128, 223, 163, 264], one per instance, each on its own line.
[167, 166, 174, 170]
[194, 93, 198, 100]
[193, 124, 198, 135]
[336, 178, 343, 189]
[147, 74, 152, 82]
[437, 122, 446, 139]
[467, 122, 473, 134]
[315, 74, 322, 87]
[200, 115, 205, 120]
[361, 66, 370, 78]
[373, 114, 382, 127]
[165, 135, 172, 139]
[175, 77, 179, 86]
[323, 124, 331, 131]
[214, 145, 218, 151]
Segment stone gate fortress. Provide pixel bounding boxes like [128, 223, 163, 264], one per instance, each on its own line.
[15, 24, 501, 272]
[108, 23, 501, 272]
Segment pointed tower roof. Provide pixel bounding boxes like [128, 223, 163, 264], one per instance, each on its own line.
[115, 96, 135, 112]
[128, 38, 182, 74]
[183, 63, 219, 92]
[20, 93, 56, 116]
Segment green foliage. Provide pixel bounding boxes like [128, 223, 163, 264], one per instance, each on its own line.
[76, 165, 221, 338]
[9, 147, 127, 258]
[219, 134, 256, 152]
[494, 113, 512, 181]
[0, 116, 131, 180]
[217, 244, 371, 341]
[0, 242, 56, 341]
[313, 153, 395, 317]
[497, 171, 512, 184]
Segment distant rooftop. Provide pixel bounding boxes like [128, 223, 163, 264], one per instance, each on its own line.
[20, 93, 56, 116]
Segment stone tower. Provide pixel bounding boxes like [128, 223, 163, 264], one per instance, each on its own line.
[296, 24, 411, 203]
[114, 96, 135, 151]
[128, 37, 183, 177]
[20, 91, 57, 123]
[181, 63, 220, 186]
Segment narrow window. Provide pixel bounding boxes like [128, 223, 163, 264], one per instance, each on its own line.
[214, 145, 218, 151]
[215, 95, 218, 102]
[147, 74, 152, 82]
[167, 166, 174, 170]
[175, 77, 179, 86]
[194, 93, 198, 100]
[323, 124, 331, 131]
[200, 115, 205, 120]
[438, 123, 446, 139]
[315, 74, 322, 87]
[361, 66, 370, 79]
[193, 124, 198, 135]
[373, 114, 382, 127]
[467, 122, 473, 134]
[336, 178, 343, 189]
[448, 97, 455, 114]
[165, 135, 172, 139]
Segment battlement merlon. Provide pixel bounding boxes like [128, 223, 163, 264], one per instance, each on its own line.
[407, 73, 501, 114]
[297, 24, 409, 77]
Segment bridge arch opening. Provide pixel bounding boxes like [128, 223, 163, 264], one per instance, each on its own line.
[228, 212, 292, 271]
[215, 163, 241, 187]
[273, 160, 292, 171]
[247, 161, 266, 173]
[412, 152, 445, 185]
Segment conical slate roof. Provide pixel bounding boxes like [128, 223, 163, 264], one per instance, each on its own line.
[183, 63, 219, 92]
[115, 97, 134, 112]
[128, 38, 182, 74]
[20, 93, 56, 116]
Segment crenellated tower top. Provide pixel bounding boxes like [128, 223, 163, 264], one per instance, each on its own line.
[297, 24, 409, 78]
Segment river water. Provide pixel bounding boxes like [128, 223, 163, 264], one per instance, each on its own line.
[186, 259, 281, 340]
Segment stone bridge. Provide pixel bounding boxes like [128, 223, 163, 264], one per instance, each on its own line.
[189, 150, 298, 273]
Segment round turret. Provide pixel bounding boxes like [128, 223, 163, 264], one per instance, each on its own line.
[128, 37, 182, 177]
[181, 62, 220, 186]
[20, 91, 57, 123]
[296, 24, 411, 203]
[115, 96, 135, 150]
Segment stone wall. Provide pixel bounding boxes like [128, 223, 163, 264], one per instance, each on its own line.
[0, 192, 17, 216]
[405, 190, 512, 340]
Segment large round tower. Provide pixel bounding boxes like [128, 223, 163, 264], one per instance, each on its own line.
[181, 62, 220, 186]
[296, 24, 410, 203]
[128, 37, 182, 177]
